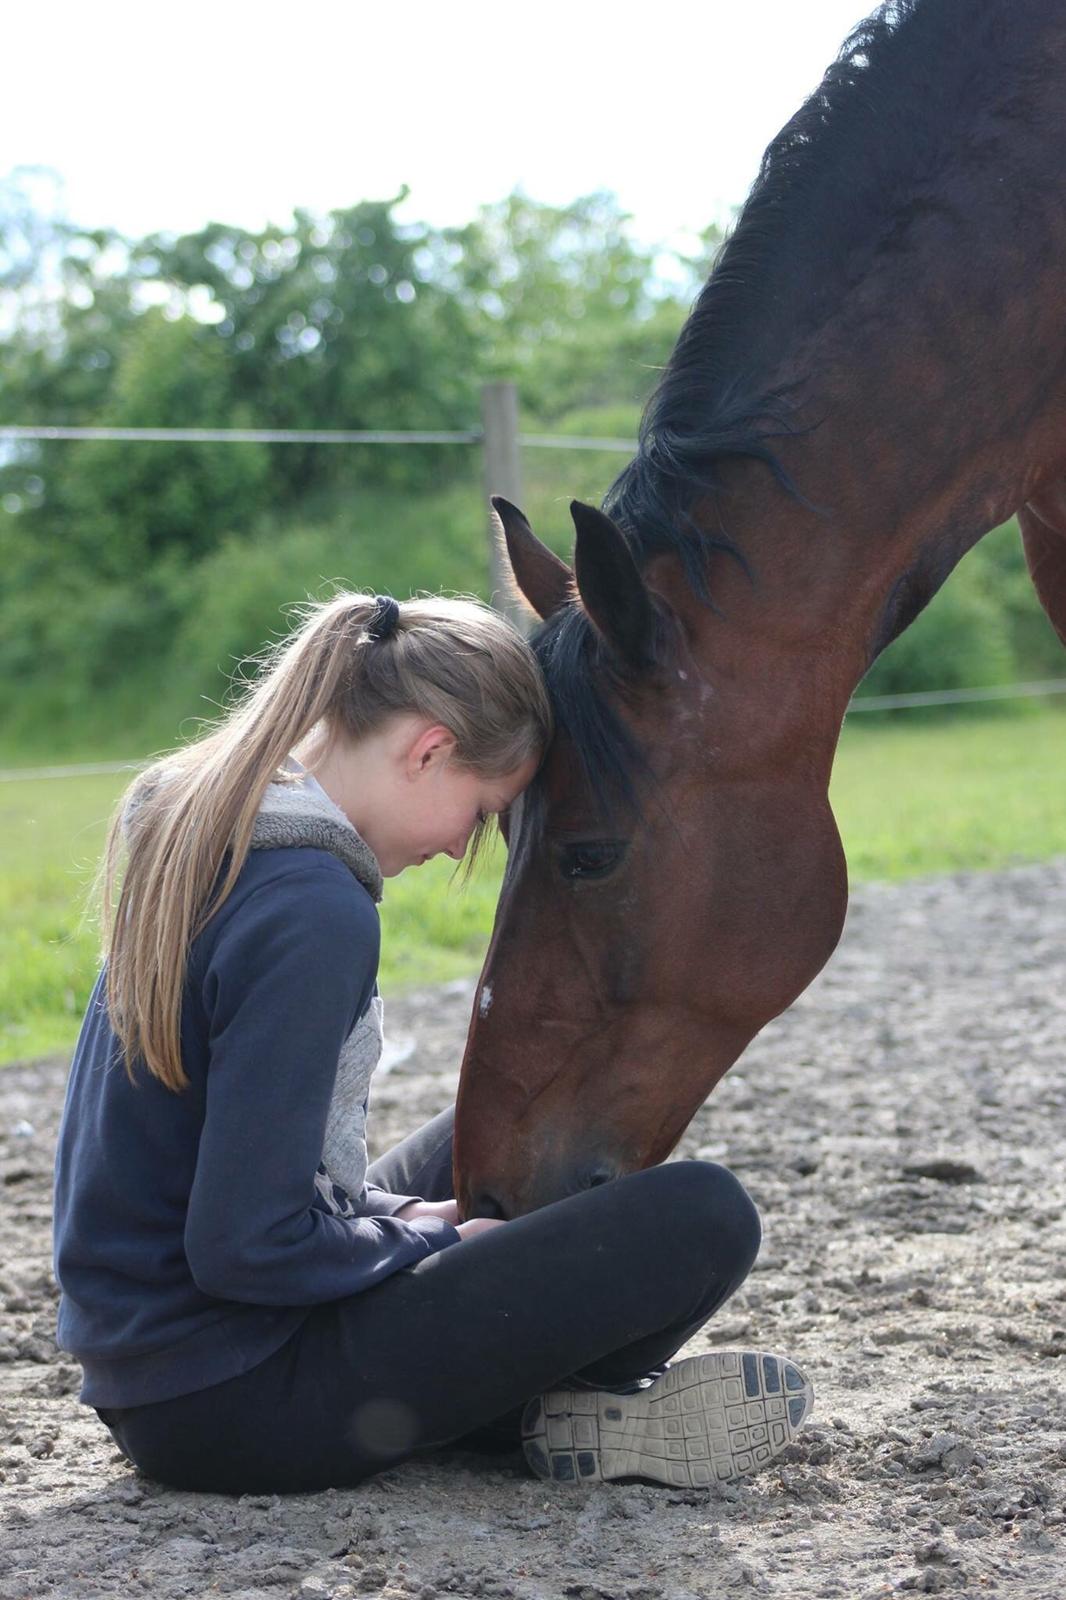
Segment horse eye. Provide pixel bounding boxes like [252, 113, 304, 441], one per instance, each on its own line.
[556, 841, 625, 882]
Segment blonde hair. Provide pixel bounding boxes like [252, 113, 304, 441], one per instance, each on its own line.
[100, 592, 551, 1091]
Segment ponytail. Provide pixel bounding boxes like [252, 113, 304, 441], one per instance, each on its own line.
[100, 592, 550, 1090]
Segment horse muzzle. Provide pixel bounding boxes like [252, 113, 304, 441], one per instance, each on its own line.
[463, 1158, 622, 1221]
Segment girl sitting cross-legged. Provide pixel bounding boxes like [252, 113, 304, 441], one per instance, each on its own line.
[53, 589, 813, 1494]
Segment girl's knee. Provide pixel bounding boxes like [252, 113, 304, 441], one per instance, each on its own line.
[658, 1159, 762, 1267]
[607, 1159, 760, 1323]
[587, 1159, 760, 1273]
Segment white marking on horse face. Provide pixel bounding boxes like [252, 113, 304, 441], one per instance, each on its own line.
[678, 669, 689, 681]
[478, 983, 494, 1018]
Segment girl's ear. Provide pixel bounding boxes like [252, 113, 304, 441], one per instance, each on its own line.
[407, 722, 457, 777]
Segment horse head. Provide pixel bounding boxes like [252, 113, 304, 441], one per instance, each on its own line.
[454, 0, 1066, 1218]
[453, 495, 850, 1220]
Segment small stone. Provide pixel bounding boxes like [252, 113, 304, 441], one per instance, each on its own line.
[18, 1335, 56, 1364]
[298, 1579, 333, 1600]
[1019, 1529, 1055, 1553]
[954, 1520, 987, 1541]
[909, 1432, 974, 1472]
[901, 1569, 960, 1594]
[160, 1536, 210, 1562]
[901, 1158, 982, 1185]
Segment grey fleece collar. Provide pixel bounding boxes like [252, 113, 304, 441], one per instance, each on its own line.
[252, 777, 383, 903]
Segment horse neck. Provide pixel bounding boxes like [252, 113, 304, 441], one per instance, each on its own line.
[660, 95, 1066, 719]
[643, 149, 1066, 774]
[644, 392, 1062, 784]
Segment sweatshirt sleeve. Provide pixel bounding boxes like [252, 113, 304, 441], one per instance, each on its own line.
[359, 1183, 426, 1218]
[186, 862, 459, 1306]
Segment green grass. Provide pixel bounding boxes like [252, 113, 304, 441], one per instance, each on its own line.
[0, 769, 509, 1064]
[830, 702, 1066, 876]
[0, 772, 122, 1064]
[2, 702, 1064, 1066]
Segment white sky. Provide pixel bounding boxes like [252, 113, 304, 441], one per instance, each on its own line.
[4, 0, 871, 255]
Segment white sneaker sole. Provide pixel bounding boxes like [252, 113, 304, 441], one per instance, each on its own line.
[521, 1350, 814, 1487]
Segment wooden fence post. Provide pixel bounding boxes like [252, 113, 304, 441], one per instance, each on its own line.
[480, 381, 528, 630]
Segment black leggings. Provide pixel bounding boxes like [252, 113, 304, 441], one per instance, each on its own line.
[99, 1107, 761, 1494]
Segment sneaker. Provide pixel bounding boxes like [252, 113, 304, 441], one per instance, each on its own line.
[521, 1350, 814, 1487]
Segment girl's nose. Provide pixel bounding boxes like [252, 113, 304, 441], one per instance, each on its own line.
[446, 826, 474, 861]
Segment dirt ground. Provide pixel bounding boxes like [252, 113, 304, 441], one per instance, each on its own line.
[1, 860, 1065, 1599]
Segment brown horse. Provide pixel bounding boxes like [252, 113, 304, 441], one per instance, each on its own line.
[453, 0, 1066, 1221]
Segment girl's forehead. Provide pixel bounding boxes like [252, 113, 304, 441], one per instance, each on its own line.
[492, 757, 539, 805]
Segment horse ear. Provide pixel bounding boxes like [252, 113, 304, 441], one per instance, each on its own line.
[571, 500, 657, 669]
[491, 496, 573, 620]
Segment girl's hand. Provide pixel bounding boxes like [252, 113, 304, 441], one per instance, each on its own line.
[393, 1199, 507, 1237]
[455, 1217, 507, 1239]
[394, 1198, 460, 1225]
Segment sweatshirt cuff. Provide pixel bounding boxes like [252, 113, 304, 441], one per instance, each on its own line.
[359, 1183, 424, 1218]
[406, 1215, 462, 1254]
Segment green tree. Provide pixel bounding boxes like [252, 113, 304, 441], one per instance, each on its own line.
[445, 190, 702, 419]
[58, 311, 269, 573]
[137, 197, 484, 498]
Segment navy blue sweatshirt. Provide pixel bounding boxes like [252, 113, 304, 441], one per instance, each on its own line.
[53, 847, 460, 1408]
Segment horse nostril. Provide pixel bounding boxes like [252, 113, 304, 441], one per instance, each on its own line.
[467, 1191, 508, 1221]
[586, 1167, 616, 1191]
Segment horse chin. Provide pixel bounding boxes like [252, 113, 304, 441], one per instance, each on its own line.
[458, 1122, 634, 1220]
[466, 1166, 621, 1222]
[461, 1115, 680, 1219]
[455, 1025, 741, 1218]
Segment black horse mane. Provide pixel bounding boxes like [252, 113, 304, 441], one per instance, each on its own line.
[605, 0, 1019, 588]
[537, 0, 1031, 816]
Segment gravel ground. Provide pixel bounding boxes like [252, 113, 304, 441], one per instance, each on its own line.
[1, 860, 1065, 1600]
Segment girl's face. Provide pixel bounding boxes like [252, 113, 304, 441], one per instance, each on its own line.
[382, 747, 538, 877]
[314, 716, 539, 878]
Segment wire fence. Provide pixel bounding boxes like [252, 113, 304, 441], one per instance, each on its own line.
[0, 390, 636, 629]
[843, 678, 1066, 712]
[3, 400, 1062, 775]
[0, 761, 144, 783]
[4, 677, 1065, 783]
[0, 424, 637, 452]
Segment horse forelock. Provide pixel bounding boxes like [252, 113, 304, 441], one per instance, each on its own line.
[528, 602, 679, 831]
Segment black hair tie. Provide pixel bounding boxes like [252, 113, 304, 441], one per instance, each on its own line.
[367, 594, 401, 641]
